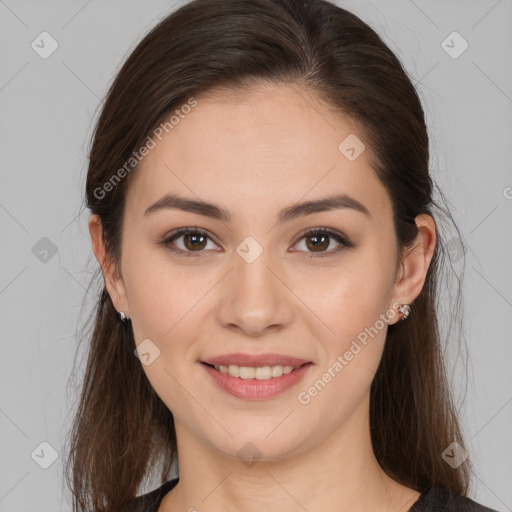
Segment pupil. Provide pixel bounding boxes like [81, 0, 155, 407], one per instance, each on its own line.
[308, 234, 328, 252]
[185, 234, 206, 250]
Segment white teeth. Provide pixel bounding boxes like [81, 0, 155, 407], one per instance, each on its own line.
[271, 365, 283, 377]
[239, 366, 255, 379]
[213, 364, 299, 379]
[255, 367, 271, 380]
[228, 364, 240, 377]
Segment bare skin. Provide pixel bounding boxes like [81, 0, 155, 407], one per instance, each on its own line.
[89, 83, 435, 512]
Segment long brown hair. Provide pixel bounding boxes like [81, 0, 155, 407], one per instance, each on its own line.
[64, 0, 472, 510]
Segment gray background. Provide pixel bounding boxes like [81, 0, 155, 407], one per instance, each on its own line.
[0, 0, 511, 510]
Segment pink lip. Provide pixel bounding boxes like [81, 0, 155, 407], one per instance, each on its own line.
[202, 353, 310, 367]
[201, 361, 313, 400]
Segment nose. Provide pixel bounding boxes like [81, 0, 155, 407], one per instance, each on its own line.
[216, 247, 294, 337]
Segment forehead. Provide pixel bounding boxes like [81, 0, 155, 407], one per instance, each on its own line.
[126, 83, 391, 223]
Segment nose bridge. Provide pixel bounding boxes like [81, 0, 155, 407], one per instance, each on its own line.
[217, 236, 292, 334]
[235, 239, 279, 310]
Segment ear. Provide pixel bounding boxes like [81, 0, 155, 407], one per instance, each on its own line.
[88, 214, 130, 317]
[388, 213, 437, 325]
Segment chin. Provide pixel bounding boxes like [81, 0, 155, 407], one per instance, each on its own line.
[203, 422, 312, 463]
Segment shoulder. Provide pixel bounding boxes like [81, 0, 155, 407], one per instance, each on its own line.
[121, 478, 179, 512]
[411, 486, 501, 512]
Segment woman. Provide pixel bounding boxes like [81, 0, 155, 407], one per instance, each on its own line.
[64, 0, 500, 510]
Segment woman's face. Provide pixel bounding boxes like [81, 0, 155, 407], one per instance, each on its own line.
[98, 84, 423, 461]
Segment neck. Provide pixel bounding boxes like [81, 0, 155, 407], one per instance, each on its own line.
[160, 396, 420, 512]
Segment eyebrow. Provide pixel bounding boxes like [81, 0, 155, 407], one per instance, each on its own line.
[143, 193, 371, 223]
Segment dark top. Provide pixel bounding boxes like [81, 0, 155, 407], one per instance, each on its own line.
[123, 478, 501, 512]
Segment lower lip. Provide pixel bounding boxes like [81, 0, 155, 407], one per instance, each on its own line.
[201, 362, 312, 400]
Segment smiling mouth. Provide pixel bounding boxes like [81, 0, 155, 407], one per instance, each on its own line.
[202, 362, 306, 380]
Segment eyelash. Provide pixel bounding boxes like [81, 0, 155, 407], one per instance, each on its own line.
[161, 226, 354, 259]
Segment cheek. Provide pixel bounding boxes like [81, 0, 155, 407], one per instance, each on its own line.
[122, 242, 206, 341]
[294, 244, 396, 400]
[295, 264, 393, 425]
[300, 246, 395, 334]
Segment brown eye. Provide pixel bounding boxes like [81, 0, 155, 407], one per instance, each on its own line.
[293, 228, 353, 258]
[305, 233, 330, 252]
[162, 228, 218, 257]
[182, 232, 208, 251]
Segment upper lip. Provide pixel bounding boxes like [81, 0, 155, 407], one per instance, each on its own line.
[202, 353, 310, 367]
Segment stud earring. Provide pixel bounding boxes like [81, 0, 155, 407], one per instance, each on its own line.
[119, 311, 129, 322]
[398, 304, 411, 321]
